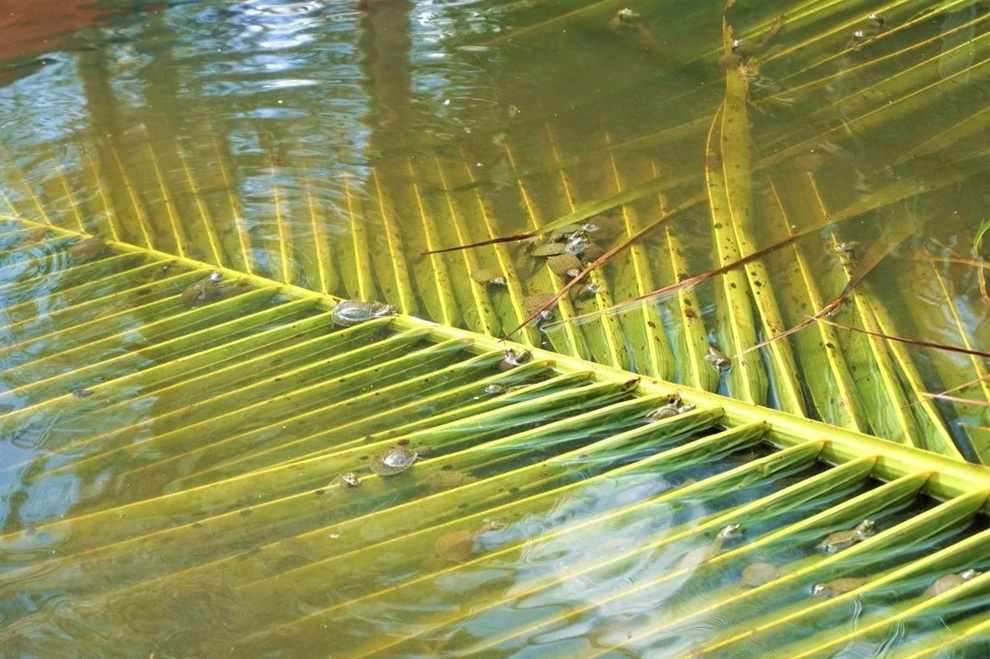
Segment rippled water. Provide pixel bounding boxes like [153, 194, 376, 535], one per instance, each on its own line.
[0, 0, 988, 656]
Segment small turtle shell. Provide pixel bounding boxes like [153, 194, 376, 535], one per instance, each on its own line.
[514, 252, 539, 279]
[704, 346, 731, 372]
[546, 224, 582, 242]
[435, 530, 478, 562]
[470, 269, 507, 286]
[332, 472, 361, 487]
[146, 262, 178, 282]
[498, 348, 531, 372]
[332, 300, 397, 327]
[181, 272, 224, 307]
[435, 522, 500, 562]
[370, 446, 418, 476]
[546, 253, 583, 277]
[817, 520, 874, 553]
[740, 562, 779, 587]
[562, 235, 591, 255]
[522, 293, 558, 319]
[569, 282, 601, 302]
[817, 530, 857, 553]
[924, 569, 980, 597]
[581, 243, 606, 265]
[425, 469, 478, 493]
[646, 404, 681, 421]
[812, 577, 867, 597]
[531, 242, 567, 257]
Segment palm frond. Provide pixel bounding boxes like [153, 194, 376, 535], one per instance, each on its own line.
[0, 221, 986, 654]
[0, 0, 987, 650]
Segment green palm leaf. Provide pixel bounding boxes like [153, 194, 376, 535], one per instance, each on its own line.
[0, 0, 987, 654]
[0, 219, 986, 655]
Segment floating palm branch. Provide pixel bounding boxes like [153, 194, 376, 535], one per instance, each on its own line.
[0, 219, 986, 656]
[0, 2, 987, 653]
[409, 0, 989, 462]
[1, 3, 985, 464]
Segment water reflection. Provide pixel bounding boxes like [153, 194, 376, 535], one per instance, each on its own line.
[0, 0, 987, 655]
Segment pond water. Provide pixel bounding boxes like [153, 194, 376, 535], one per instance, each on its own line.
[0, 0, 987, 655]
[0, 0, 985, 451]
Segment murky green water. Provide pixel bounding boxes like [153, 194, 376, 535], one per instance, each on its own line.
[0, 0, 988, 656]
[1, 0, 986, 435]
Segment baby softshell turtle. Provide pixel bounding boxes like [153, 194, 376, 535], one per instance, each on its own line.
[522, 293, 558, 321]
[514, 251, 539, 279]
[145, 262, 177, 282]
[68, 236, 106, 263]
[498, 347, 531, 372]
[610, 7, 642, 30]
[531, 242, 568, 257]
[435, 521, 501, 563]
[833, 241, 858, 255]
[646, 395, 696, 421]
[546, 253, 583, 278]
[329, 472, 361, 488]
[470, 269, 507, 286]
[677, 524, 743, 569]
[425, 469, 478, 493]
[924, 569, 980, 598]
[181, 272, 225, 307]
[812, 577, 867, 597]
[546, 223, 582, 242]
[569, 282, 601, 302]
[580, 243, 606, 266]
[370, 445, 420, 476]
[817, 519, 875, 553]
[332, 299, 397, 327]
[647, 403, 681, 421]
[562, 233, 591, 256]
[704, 345, 731, 372]
[484, 382, 526, 396]
[741, 561, 780, 587]
[546, 222, 598, 243]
